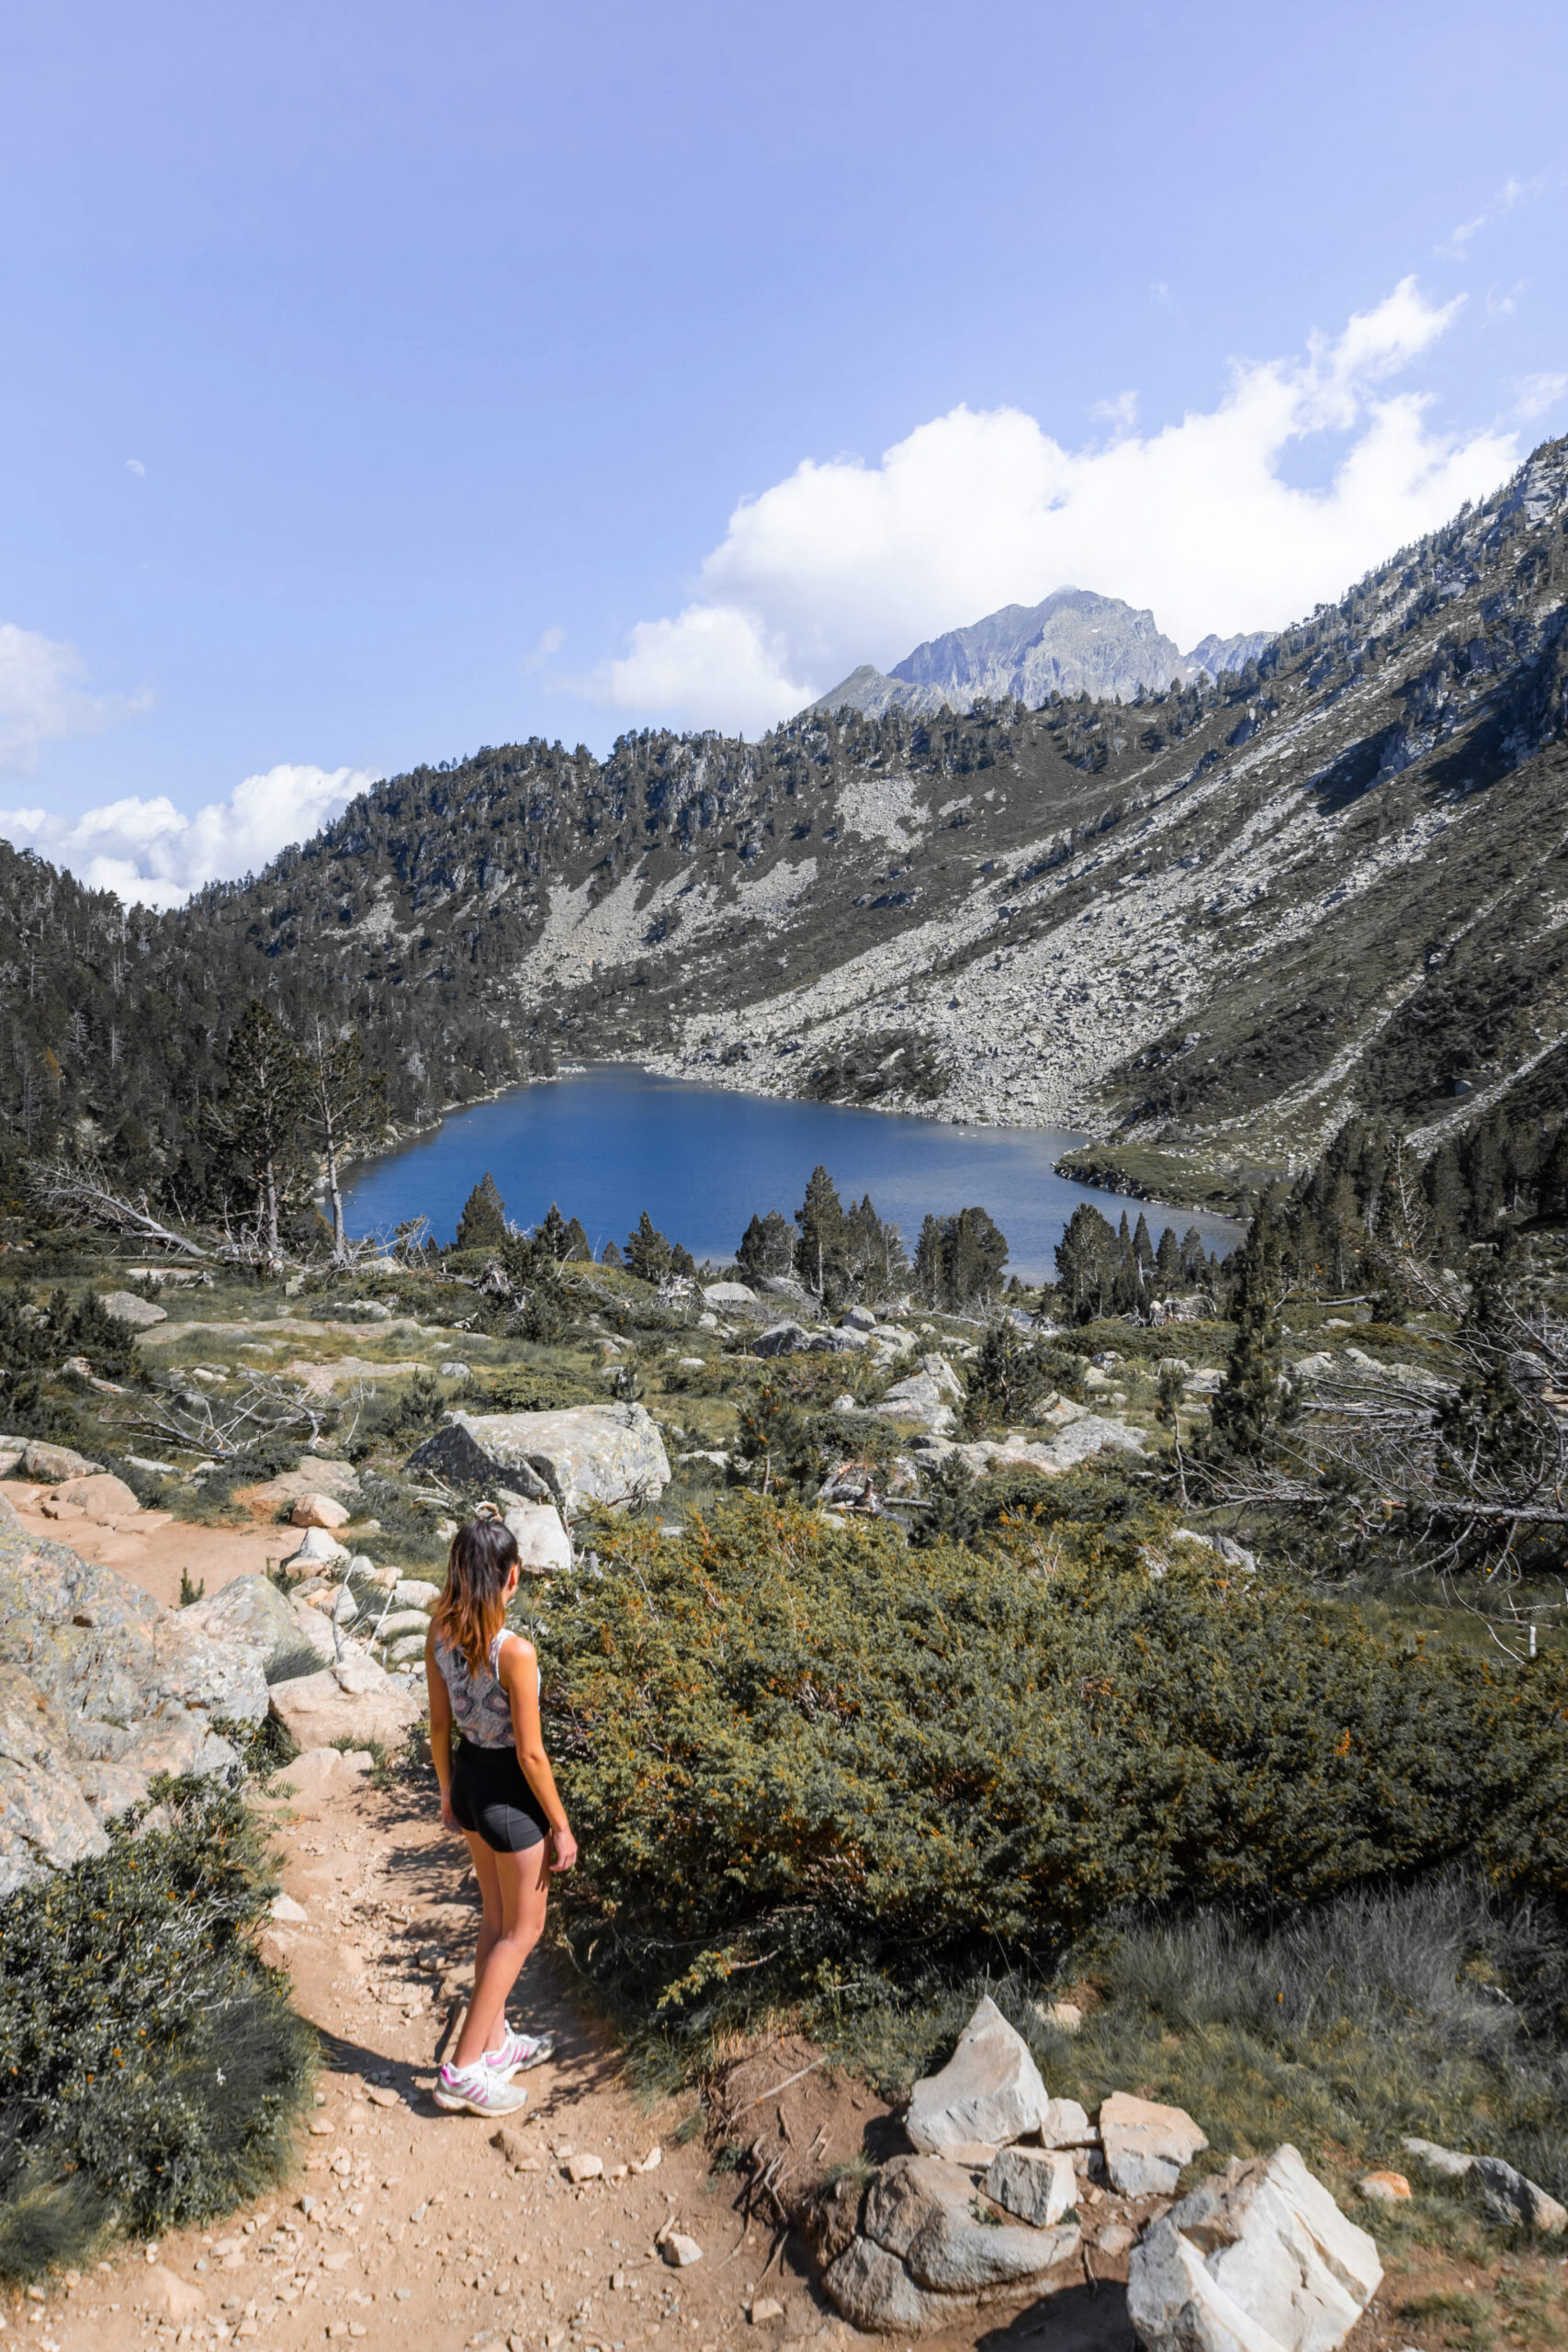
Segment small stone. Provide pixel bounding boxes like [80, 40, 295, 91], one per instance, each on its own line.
[749, 2297, 785, 2323]
[101, 1289, 168, 1328]
[143, 2265, 205, 2323]
[1401, 2136, 1472, 2180]
[906, 1995, 1054, 2153]
[1358, 2171, 1411, 2203]
[271, 1894, 309, 1925]
[1099, 2091, 1208, 2197]
[933, 2142, 998, 2167]
[366, 2086, 400, 2109]
[636, 2145, 662, 2171]
[664, 2233, 703, 2267]
[309, 2118, 334, 2136]
[567, 2153, 604, 2183]
[292, 1494, 352, 1530]
[1044, 2000, 1083, 2033]
[1096, 2222, 1135, 2258]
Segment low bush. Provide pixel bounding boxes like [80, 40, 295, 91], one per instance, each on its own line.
[0, 1778, 314, 2278]
[542, 1498, 1568, 2034]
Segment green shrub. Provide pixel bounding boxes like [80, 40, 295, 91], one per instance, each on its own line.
[541, 1498, 1568, 2028]
[0, 1778, 314, 2278]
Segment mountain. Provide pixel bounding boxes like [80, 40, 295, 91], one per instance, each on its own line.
[6, 439, 1568, 1213]
[807, 588, 1273, 718]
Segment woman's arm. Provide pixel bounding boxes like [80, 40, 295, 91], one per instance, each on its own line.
[499, 1636, 577, 1871]
[424, 1631, 458, 1832]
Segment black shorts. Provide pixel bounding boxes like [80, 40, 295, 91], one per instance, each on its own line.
[450, 1738, 552, 1854]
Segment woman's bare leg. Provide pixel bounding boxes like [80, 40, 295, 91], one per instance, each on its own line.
[464, 1832, 503, 2000]
[454, 1836, 550, 2069]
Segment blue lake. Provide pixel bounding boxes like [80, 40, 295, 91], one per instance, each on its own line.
[342, 1065, 1242, 1281]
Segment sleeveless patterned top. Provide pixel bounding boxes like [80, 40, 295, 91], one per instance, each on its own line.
[433, 1628, 529, 1749]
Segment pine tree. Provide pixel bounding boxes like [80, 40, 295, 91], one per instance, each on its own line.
[1210, 1201, 1293, 1459]
[456, 1172, 507, 1251]
[300, 1022, 386, 1265]
[563, 1215, 591, 1261]
[626, 1210, 673, 1282]
[795, 1165, 846, 1297]
[1055, 1204, 1117, 1322]
[207, 1000, 309, 1262]
[737, 1210, 794, 1284]
[536, 1201, 572, 1260]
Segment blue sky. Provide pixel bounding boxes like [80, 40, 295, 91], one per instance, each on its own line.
[2, 0, 1565, 902]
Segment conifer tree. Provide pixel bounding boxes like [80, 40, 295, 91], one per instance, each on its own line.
[536, 1201, 572, 1260]
[456, 1172, 507, 1251]
[300, 1021, 386, 1265]
[207, 999, 309, 1263]
[626, 1209, 673, 1282]
[794, 1166, 846, 1297]
[1210, 1196, 1295, 1459]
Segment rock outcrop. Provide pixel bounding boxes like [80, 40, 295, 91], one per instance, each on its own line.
[436, 1402, 671, 1512]
[0, 1516, 268, 1891]
[905, 1996, 1055, 2153]
[1128, 2145, 1382, 2352]
[819, 2154, 1080, 2334]
[268, 1654, 423, 1751]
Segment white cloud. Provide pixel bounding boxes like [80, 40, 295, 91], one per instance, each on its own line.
[588, 277, 1519, 734]
[0, 622, 149, 774]
[125, 458, 145, 477]
[1092, 390, 1139, 433]
[1515, 371, 1567, 421]
[1438, 174, 1544, 262]
[0, 763, 378, 910]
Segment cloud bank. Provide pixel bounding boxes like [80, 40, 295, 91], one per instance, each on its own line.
[0, 763, 378, 910]
[0, 622, 150, 774]
[592, 277, 1527, 734]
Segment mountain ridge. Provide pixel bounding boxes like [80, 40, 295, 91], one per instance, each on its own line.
[807, 587, 1274, 718]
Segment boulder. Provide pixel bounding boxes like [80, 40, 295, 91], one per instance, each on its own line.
[754, 1321, 819, 1358]
[394, 1578, 441, 1608]
[241, 1459, 362, 1509]
[374, 1610, 434, 1641]
[100, 1289, 168, 1328]
[702, 1282, 757, 1305]
[0, 1663, 110, 1895]
[54, 1473, 141, 1523]
[1471, 2154, 1567, 2233]
[22, 1440, 103, 1482]
[868, 2155, 1079, 2295]
[985, 2147, 1077, 2229]
[181, 1573, 306, 1676]
[1100, 2092, 1208, 2197]
[268, 1656, 423, 1751]
[286, 1525, 349, 1569]
[443, 1402, 671, 1512]
[874, 1373, 958, 1435]
[843, 1306, 878, 1331]
[822, 2154, 1080, 2333]
[291, 1493, 351, 1530]
[504, 1499, 574, 1573]
[1127, 2145, 1382, 2352]
[405, 1420, 551, 1498]
[0, 1521, 268, 1732]
[757, 1272, 809, 1300]
[906, 1996, 1053, 2153]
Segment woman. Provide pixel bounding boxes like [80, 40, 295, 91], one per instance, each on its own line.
[424, 1517, 578, 2117]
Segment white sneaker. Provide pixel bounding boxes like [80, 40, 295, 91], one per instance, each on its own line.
[433, 2060, 529, 2116]
[485, 2026, 557, 2079]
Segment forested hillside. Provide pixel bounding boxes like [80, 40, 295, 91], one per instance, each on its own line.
[6, 435, 1568, 1213]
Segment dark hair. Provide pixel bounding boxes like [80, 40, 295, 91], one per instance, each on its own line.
[431, 1518, 521, 1673]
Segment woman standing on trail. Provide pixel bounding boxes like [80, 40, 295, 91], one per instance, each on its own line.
[425, 1517, 578, 2117]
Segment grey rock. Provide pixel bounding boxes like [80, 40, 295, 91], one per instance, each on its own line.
[242, 1459, 362, 1507]
[874, 1373, 958, 1434]
[267, 1655, 423, 1751]
[985, 2147, 1077, 2229]
[286, 1525, 349, 1568]
[1400, 2136, 1472, 2181]
[867, 2154, 1079, 2294]
[0, 1663, 110, 1894]
[445, 1402, 671, 1513]
[702, 1282, 757, 1306]
[753, 1321, 818, 1358]
[1470, 2154, 1567, 2233]
[906, 1996, 1054, 2153]
[0, 1521, 268, 1732]
[22, 1441, 104, 1482]
[100, 1289, 168, 1328]
[1100, 2092, 1208, 2197]
[822, 2236, 968, 2335]
[393, 1578, 441, 1608]
[1129, 2145, 1382, 2352]
[756, 1272, 809, 1300]
[183, 1573, 311, 1678]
